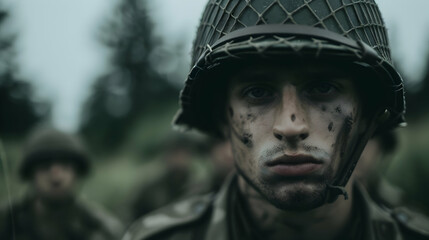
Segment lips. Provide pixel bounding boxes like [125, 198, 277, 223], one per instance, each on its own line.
[265, 154, 323, 177]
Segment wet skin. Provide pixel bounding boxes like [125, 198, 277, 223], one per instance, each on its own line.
[225, 63, 366, 211]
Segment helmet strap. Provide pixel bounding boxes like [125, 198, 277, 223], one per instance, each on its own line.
[325, 109, 384, 203]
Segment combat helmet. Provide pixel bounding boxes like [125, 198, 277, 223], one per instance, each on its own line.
[19, 128, 91, 180]
[174, 0, 405, 137]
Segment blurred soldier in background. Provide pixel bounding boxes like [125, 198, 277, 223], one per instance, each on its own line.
[131, 133, 200, 219]
[355, 131, 405, 208]
[123, 0, 429, 239]
[0, 128, 123, 240]
[131, 133, 233, 220]
[204, 138, 234, 192]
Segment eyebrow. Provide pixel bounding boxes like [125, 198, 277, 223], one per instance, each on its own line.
[233, 70, 277, 83]
[231, 64, 353, 86]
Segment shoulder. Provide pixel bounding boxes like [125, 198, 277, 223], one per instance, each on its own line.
[356, 183, 429, 239]
[391, 207, 429, 239]
[0, 200, 14, 228]
[0, 197, 28, 220]
[122, 193, 214, 240]
[0, 197, 30, 237]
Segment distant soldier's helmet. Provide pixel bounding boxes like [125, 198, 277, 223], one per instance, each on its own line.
[19, 128, 91, 180]
[174, 0, 405, 136]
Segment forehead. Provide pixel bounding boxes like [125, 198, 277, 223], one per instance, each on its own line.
[229, 61, 356, 84]
[34, 158, 75, 169]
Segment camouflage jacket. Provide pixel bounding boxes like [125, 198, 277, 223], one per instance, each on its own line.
[123, 174, 429, 240]
[0, 195, 123, 240]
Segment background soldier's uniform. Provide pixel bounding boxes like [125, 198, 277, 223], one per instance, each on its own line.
[123, 174, 429, 240]
[0, 128, 124, 240]
[0, 195, 123, 240]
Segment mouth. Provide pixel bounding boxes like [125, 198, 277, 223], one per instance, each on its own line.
[265, 154, 324, 177]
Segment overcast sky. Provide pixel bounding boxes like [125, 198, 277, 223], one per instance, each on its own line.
[4, 0, 429, 132]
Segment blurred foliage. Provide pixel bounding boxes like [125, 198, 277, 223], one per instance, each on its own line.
[383, 48, 429, 215]
[0, 5, 49, 138]
[404, 51, 429, 119]
[386, 114, 429, 214]
[79, 0, 179, 152]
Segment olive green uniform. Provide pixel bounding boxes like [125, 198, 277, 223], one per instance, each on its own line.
[0, 195, 123, 240]
[123, 175, 429, 240]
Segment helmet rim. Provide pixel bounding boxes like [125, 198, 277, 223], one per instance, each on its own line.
[174, 25, 405, 136]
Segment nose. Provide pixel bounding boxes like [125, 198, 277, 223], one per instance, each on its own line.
[273, 85, 309, 142]
[49, 163, 66, 176]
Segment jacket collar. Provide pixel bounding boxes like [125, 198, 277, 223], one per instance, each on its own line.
[205, 174, 404, 240]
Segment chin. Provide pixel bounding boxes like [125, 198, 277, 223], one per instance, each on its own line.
[42, 191, 74, 204]
[260, 180, 328, 211]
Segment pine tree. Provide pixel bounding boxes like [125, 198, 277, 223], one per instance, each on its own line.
[0, 5, 49, 138]
[80, 0, 178, 150]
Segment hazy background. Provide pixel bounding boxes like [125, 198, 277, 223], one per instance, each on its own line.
[1, 0, 429, 224]
[3, 0, 429, 132]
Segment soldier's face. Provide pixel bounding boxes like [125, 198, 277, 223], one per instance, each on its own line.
[33, 160, 77, 201]
[225, 63, 365, 210]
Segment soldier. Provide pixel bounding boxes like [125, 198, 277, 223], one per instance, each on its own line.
[355, 131, 405, 208]
[131, 133, 233, 220]
[124, 0, 429, 239]
[131, 133, 201, 219]
[0, 128, 123, 240]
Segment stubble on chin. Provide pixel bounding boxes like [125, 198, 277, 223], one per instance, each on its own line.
[259, 180, 329, 211]
[251, 142, 336, 211]
[237, 160, 334, 212]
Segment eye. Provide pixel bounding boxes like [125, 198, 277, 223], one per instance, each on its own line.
[313, 83, 334, 93]
[242, 86, 275, 104]
[305, 81, 339, 100]
[36, 161, 52, 171]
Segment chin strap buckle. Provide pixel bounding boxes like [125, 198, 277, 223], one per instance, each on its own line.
[326, 184, 349, 200]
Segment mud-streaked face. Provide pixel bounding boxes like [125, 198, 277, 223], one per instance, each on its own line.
[226, 63, 365, 210]
[33, 160, 77, 202]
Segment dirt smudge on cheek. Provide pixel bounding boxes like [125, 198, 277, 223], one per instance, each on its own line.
[231, 127, 254, 148]
[328, 122, 334, 132]
[335, 106, 342, 114]
[242, 133, 253, 148]
[239, 114, 245, 126]
[231, 114, 254, 149]
[291, 114, 296, 122]
[246, 113, 257, 122]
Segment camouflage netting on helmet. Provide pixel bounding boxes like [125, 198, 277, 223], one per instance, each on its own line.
[175, 0, 405, 136]
[192, 0, 390, 65]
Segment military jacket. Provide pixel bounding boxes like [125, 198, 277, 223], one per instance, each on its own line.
[123, 174, 429, 240]
[0, 195, 123, 240]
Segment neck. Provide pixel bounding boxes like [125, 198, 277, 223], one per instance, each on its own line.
[237, 176, 355, 240]
[33, 195, 75, 216]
